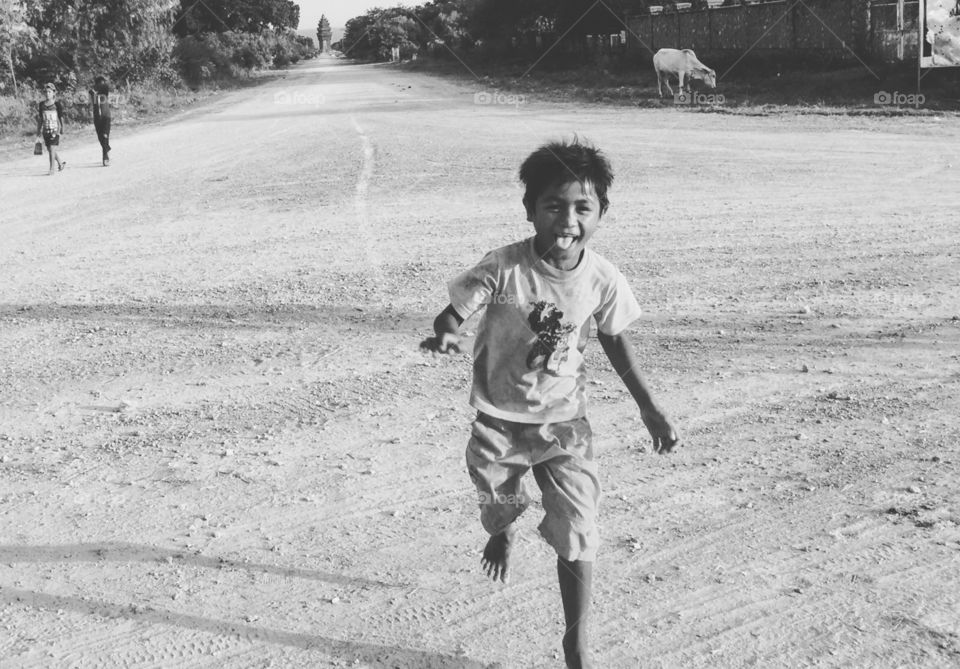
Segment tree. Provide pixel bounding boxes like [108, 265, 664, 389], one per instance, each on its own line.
[317, 13, 331, 52]
[173, 0, 299, 36]
[340, 11, 377, 59]
[0, 0, 37, 94]
[469, 0, 552, 41]
[410, 1, 471, 51]
[368, 12, 418, 60]
[18, 0, 178, 86]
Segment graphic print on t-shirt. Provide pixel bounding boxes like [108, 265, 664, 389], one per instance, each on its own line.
[525, 300, 577, 374]
[41, 106, 58, 134]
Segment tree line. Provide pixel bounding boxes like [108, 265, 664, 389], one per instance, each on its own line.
[337, 0, 641, 62]
[0, 0, 313, 95]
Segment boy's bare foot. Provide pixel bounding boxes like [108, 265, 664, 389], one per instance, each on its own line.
[481, 523, 516, 583]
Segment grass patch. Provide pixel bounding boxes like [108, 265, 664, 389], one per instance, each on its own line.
[402, 53, 960, 115]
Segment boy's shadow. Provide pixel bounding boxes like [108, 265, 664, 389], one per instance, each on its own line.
[0, 542, 487, 668]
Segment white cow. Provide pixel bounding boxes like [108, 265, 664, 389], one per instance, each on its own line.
[652, 48, 717, 97]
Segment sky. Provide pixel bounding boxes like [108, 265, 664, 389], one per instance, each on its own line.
[298, 0, 416, 30]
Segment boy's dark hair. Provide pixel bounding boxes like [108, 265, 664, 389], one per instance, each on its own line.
[519, 138, 614, 215]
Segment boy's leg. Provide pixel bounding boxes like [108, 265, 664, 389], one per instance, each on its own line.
[466, 413, 532, 583]
[97, 119, 111, 164]
[558, 557, 593, 669]
[531, 418, 600, 562]
[530, 417, 600, 668]
[50, 138, 62, 170]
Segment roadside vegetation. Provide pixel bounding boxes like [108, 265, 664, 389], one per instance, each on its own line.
[334, 1, 959, 115]
[402, 55, 960, 115]
[0, 0, 316, 143]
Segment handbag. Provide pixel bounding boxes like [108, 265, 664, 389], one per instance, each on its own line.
[34, 140, 43, 155]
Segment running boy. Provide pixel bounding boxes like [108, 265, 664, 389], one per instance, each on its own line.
[36, 82, 66, 175]
[421, 138, 680, 669]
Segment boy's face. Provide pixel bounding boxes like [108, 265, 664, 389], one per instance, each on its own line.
[527, 179, 603, 270]
[44, 88, 55, 100]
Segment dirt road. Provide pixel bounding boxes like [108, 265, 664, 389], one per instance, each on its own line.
[1, 56, 958, 668]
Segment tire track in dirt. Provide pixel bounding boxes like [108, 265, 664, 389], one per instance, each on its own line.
[1, 598, 239, 669]
[210, 474, 463, 556]
[596, 487, 958, 666]
[346, 573, 563, 667]
[1, 585, 490, 668]
[52, 625, 240, 669]
[350, 116, 384, 286]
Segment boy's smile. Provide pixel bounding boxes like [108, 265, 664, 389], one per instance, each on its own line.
[528, 179, 602, 271]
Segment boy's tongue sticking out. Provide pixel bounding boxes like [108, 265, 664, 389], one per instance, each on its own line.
[528, 178, 601, 271]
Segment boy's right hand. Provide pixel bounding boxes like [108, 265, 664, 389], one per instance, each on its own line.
[419, 333, 461, 355]
[641, 408, 680, 454]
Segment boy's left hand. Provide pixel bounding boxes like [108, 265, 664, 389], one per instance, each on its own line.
[642, 408, 680, 454]
[419, 332, 461, 355]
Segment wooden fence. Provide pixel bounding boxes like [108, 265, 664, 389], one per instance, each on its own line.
[624, 0, 919, 63]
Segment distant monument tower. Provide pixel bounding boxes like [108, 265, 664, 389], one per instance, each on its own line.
[317, 14, 332, 53]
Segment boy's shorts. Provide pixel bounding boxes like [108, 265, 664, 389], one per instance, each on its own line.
[42, 132, 59, 147]
[466, 412, 600, 562]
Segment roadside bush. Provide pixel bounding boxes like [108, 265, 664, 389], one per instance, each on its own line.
[0, 92, 38, 137]
[295, 35, 318, 58]
[174, 33, 231, 85]
[220, 31, 272, 72]
[271, 36, 294, 67]
[266, 29, 315, 67]
[173, 29, 313, 86]
[18, 50, 77, 91]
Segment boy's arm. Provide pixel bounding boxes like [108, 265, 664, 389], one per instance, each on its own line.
[420, 304, 464, 354]
[597, 329, 680, 454]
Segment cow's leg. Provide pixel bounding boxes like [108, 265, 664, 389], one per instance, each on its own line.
[656, 71, 663, 97]
[678, 71, 686, 94]
[663, 76, 673, 97]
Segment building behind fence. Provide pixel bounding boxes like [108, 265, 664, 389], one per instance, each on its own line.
[623, 0, 920, 63]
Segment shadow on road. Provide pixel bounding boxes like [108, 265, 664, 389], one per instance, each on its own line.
[0, 302, 430, 333]
[0, 583, 487, 667]
[0, 542, 403, 588]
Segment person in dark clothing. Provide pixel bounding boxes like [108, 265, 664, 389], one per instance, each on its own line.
[89, 76, 111, 166]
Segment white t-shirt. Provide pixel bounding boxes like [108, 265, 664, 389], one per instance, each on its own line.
[449, 237, 642, 424]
